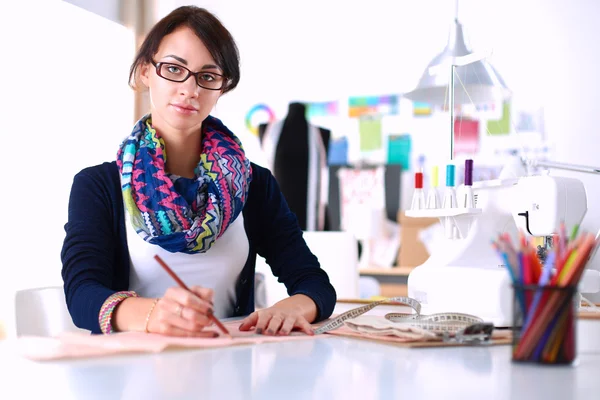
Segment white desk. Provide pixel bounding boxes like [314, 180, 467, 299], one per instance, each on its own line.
[1, 309, 599, 400]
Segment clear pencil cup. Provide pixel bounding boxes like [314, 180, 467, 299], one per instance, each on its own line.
[511, 284, 577, 365]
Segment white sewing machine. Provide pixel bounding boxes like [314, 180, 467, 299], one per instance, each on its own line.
[406, 156, 600, 327]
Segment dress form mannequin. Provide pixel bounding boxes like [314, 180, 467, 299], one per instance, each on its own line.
[259, 102, 331, 231]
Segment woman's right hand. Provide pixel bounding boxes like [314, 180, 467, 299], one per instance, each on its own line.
[146, 286, 217, 337]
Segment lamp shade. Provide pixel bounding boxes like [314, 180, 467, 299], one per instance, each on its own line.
[404, 19, 511, 105]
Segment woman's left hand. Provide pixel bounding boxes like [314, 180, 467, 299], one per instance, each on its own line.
[238, 295, 317, 336]
[238, 308, 314, 336]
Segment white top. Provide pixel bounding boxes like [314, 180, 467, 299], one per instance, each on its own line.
[125, 213, 249, 318]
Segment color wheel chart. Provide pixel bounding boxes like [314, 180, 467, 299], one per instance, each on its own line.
[245, 104, 276, 136]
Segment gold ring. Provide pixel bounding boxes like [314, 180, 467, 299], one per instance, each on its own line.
[176, 305, 183, 318]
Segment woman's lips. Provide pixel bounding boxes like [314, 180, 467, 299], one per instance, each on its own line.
[171, 103, 198, 115]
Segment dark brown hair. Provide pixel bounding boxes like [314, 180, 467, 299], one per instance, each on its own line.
[129, 6, 240, 93]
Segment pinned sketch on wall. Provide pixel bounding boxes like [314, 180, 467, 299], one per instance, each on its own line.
[487, 101, 511, 135]
[388, 134, 412, 170]
[348, 95, 399, 117]
[359, 117, 383, 151]
[245, 104, 276, 136]
[328, 137, 349, 165]
[412, 101, 432, 117]
[307, 101, 338, 118]
[475, 103, 497, 113]
[514, 106, 545, 136]
[453, 118, 479, 155]
[337, 166, 386, 240]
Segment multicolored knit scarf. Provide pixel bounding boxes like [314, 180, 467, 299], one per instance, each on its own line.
[117, 114, 252, 254]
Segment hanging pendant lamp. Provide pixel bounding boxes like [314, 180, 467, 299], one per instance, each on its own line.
[404, 18, 511, 106]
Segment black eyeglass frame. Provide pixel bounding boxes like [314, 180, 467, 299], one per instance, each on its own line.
[151, 60, 226, 91]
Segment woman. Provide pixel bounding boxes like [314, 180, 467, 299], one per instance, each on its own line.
[61, 6, 336, 337]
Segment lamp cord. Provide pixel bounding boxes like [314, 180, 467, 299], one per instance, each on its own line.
[455, 0, 459, 21]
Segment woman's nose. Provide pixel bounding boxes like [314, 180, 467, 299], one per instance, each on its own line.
[179, 76, 200, 98]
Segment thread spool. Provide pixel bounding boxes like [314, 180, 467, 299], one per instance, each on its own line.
[427, 166, 440, 209]
[415, 172, 423, 189]
[464, 159, 473, 186]
[411, 171, 426, 210]
[460, 159, 475, 208]
[443, 165, 457, 208]
[443, 164, 458, 239]
[446, 164, 455, 187]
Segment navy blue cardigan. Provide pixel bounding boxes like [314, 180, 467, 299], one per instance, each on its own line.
[61, 161, 336, 334]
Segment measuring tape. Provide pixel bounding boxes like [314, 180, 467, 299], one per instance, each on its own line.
[313, 296, 484, 335]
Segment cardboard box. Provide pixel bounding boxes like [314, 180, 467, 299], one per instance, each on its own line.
[397, 211, 439, 267]
[379, 283, 408, 298]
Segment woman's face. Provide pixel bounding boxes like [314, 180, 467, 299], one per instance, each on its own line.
[140, 26, 223, 135]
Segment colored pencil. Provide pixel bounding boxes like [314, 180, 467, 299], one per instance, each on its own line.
[493, 226, 595, 363]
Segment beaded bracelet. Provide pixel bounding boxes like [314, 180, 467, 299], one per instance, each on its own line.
[99, 291, 139, 334]
[144, 298, 160, 333]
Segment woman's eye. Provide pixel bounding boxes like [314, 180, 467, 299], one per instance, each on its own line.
[167, 66, 181, 74]
[200, 73, 216, 82]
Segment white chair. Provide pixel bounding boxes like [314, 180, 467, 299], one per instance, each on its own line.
[255, 231, 360, 307]
[15, 286, 88, 337]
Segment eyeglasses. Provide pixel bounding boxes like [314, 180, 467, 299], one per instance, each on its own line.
[151, 61, 226, 91]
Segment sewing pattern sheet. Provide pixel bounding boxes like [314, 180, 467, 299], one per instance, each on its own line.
[14, 322, 317, 361]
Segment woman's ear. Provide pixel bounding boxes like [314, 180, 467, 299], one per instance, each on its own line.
[139, 63, 151, 87]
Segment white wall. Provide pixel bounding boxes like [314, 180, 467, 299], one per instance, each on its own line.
[0, 0, 134, 329]
[167, 0, 600, 298]
[162, 0, 460, 164]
